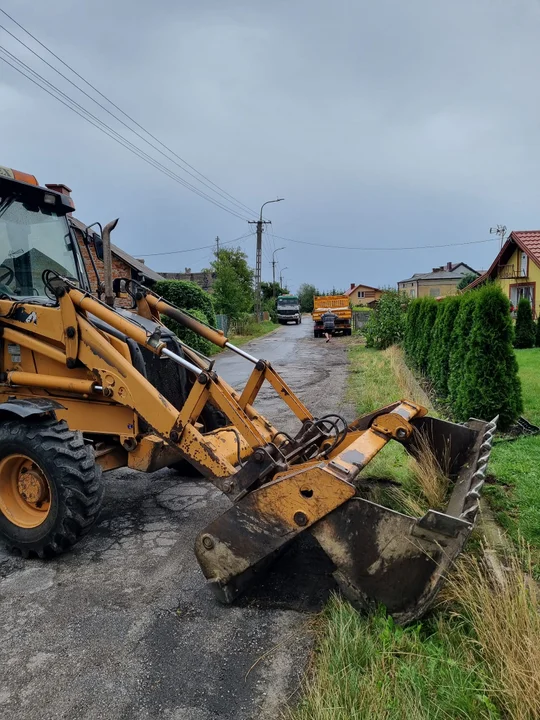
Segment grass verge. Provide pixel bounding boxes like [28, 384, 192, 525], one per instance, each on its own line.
[290, 596, 499, 720]
[227, 320, 280, 347]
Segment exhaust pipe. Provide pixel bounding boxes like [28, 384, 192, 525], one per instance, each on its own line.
[102, 218, 119, 307]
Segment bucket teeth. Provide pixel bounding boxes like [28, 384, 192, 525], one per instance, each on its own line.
[459, 416, 498, 522]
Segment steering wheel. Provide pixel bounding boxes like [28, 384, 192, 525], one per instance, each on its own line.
[0, 265, 14, 286]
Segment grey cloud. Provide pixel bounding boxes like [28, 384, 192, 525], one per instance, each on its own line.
[1, 0, 540, 289]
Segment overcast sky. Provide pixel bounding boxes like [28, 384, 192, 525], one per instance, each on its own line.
[1, 0, 540, 292]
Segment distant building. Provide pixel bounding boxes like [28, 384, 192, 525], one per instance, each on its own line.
[397, 262, 479, 299]
[344, 282, 383, 307]
[159, 268, 216, 292]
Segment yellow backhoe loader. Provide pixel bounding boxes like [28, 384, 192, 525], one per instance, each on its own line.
[0, 166, 496, 623]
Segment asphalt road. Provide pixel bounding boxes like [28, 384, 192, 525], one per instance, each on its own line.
[0, 319, 354, 720]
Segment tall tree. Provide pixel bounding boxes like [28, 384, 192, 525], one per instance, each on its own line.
[211, 247, 253, 320]
[456, 272, 479, 291]
[298, 283, 319, 313]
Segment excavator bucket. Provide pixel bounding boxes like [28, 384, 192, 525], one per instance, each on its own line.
[195, 410, 497, 623]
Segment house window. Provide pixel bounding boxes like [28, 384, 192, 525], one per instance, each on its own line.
[429, 288, 441, 297]
[510, 285, 534, 308]
[409, 289, 416, 297]
[357, 291, 365, 298]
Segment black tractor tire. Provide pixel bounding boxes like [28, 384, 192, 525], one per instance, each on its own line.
[0, 417, 103, 558]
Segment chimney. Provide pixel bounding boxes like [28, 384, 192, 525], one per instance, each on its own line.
[45, 183, 72, 197]
[350, 282, 355, 289]
[446, 261, 453, 271]
[136, 258, 145, 265]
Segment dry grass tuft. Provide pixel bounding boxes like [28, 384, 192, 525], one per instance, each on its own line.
[385, 345, 433, 410]
[408, 430, 450, 509]
[444, 544, 540, 720]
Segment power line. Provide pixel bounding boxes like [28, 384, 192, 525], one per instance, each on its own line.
[132, 232, 254, 258]
[0, 7, 257, 218]
[0, 49, 250, 221]
[0, 21, 250, 219]
[271, 234, 500, 251]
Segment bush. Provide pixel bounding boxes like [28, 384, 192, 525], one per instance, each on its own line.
[514, 298, 536, 349]
[536, 317, 540, 348]
[161, 308, 214, 355]
[428, 296, 461, 399]
[458, 285, 522, 430]
[404, 299, 422, 365]
[416, 298, 438, 373]
[153, 280, 216, 355]
[364, 291, 409, 350]
[153, 279, 216, 327]
[448, 293, 476, 409]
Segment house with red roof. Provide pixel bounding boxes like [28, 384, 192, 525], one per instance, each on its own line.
[345, 282, 383, 307]
[468, 231, 540, 316]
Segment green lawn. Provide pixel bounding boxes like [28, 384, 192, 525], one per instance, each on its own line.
[485, 348, 540, 554]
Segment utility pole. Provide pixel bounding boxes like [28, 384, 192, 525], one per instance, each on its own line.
[249, 198, 284, 321]
[271, 246, 285, 300]
[215, 236, 220, 254]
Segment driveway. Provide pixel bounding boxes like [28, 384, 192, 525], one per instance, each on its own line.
[0, 319, 354, 720]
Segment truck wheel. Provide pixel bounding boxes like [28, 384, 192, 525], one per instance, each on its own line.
[0, 417, 103, 558]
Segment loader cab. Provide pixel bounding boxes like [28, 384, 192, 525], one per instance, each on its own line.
[0, 172, 89, 301]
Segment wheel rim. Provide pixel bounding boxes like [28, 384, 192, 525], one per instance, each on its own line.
[0, 454, 51, 528]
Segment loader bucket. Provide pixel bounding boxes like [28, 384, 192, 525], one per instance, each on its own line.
[195, 414, 497, 623]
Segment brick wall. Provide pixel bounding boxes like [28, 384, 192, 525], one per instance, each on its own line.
[74, 227, 134, 308]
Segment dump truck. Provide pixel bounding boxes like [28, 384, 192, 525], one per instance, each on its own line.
[276, 294, 301, 324]
[312, 294, 352, 337]
[0, 165, 497, 623]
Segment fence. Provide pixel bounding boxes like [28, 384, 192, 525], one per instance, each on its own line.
[215, 314, 229, 335]
[352, 310, 371, 331]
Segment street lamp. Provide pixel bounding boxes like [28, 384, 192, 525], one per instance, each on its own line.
[271, 246, 285, 299]
[279, 267, 289, 291]
[250, 198, 284, 320]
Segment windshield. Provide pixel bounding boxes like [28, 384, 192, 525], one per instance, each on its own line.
[0, 197, 80, 298]
[277, 297, 298, 307]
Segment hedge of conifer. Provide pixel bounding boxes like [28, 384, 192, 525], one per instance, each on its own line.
[404, 286, 522, 431]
